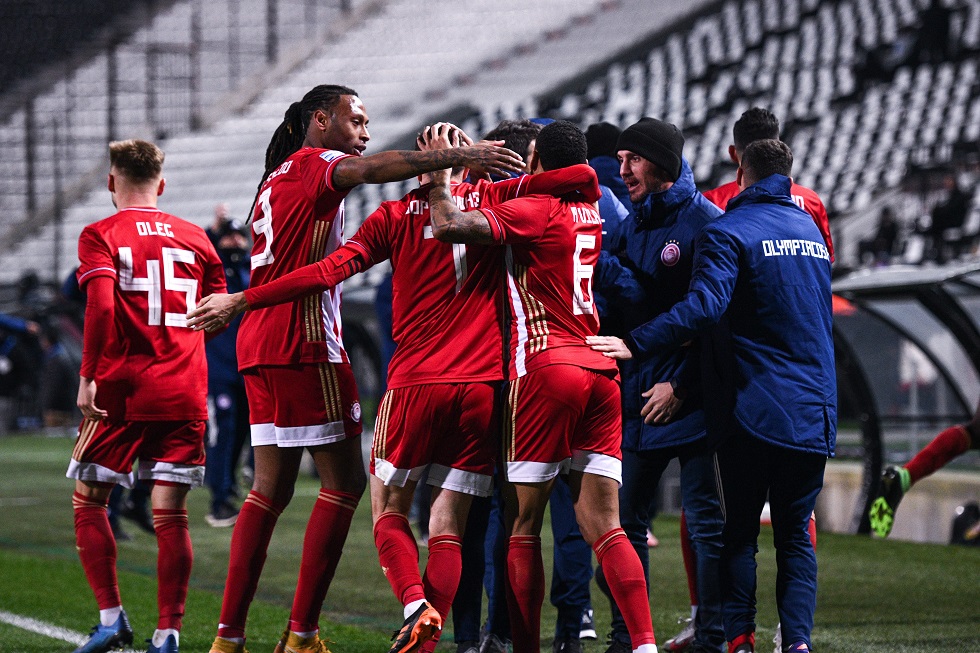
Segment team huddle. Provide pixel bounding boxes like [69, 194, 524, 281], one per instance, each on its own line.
[67, 85, 837, 653]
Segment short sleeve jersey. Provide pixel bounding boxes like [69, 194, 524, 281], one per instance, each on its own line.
[703, 180, 835, 262]
[237, 147, 355, 370]
[482, 192, 618, 379]
[346, 175, 555, 388]
[76, 208, 227, 420]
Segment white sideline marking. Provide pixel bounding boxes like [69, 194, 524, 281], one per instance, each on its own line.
[0, 610, 139, 652]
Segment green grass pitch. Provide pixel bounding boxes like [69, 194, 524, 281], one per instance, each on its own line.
[0, 434, 976, 652]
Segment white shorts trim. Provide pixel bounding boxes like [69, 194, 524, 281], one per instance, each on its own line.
[505, 452, 622, 486]
[138, 460, 206, 488]
[505, 459, 569, 484]
[427, 464, 493, 497]
[66, 460, 136, 488]
[569, 450, 622, 486]
[373, 458, 427, 487]
[250, 421, 348, 448]
[250, 423, 276, 447]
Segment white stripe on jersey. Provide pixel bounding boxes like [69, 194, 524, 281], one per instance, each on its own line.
[320, 199, 348, 364]
[505, 246, 529, 377]
[452, 243, 467, 293]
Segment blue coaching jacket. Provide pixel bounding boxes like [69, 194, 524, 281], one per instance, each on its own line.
[626, 174, 837, 456]
[206, 248, 250, 387]
[596, 159, 722, 452]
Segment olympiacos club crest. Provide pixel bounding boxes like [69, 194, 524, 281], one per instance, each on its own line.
[661, 241, 681, 266]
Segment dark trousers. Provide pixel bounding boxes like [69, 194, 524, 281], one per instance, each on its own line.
[717, 428, 826, 649]
[205, 378, 250, 512]
[549, 475, 593, 639]
[453, 482, 510, 642]
[602, 446, 726, 652]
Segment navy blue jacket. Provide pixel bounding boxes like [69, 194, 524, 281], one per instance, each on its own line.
[206, 249, 250, 387]
[626, 175, 837, 456]
[590, 155, 632, 213]
[596, 159, 722, 452]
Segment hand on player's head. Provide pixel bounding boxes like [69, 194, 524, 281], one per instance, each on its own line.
[460, 141, 524, 178]
[418, 122, 464, 151]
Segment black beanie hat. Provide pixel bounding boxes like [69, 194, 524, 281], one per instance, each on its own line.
[585, 122, 621, 160]
[616, 117, 684, 182]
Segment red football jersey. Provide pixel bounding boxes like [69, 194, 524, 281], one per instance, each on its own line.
[348, 182, 501, 388]
[703, 180, 835, 262]
[237, 147, 354, 370]
[347, 176, 543, 389]
[481, 174, 617, 379]
[76, 207, 226, 420]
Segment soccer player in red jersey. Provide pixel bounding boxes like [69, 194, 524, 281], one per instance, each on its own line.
[68, 139, 227, 653]
[703, 107, 835, 262]
[426, 120, 659, 653]
[203, 86, 524, 653]
[188, 122, 595, 653]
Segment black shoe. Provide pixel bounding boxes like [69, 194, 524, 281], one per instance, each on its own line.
[580, 608, 597, 640]
[602, 636, 631, 653]
[120, 499, 155, 534]
[205, 502, 240, 528]
[553, 637, 581, 653]
[456, 641, 479, 653]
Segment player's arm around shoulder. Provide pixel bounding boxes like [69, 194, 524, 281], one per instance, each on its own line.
[428, 169, 495, 244]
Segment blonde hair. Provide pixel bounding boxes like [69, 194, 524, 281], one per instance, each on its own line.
[108, 139, 164, 184]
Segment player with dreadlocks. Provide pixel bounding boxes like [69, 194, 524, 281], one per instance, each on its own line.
[207, 85, 523, 653]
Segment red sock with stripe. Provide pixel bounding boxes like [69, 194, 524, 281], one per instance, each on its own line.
[153, 506, 191, 630]
[217, 491, 283, 640]
[417, 534, 462, 652]
[593, 528, 656, 647]
[73, 491, 121, 610]
[421, 534, 462, 617]
[373, 512, 425, 608]
[288, 489, 360, 633]
[905, 425, 972, 484]
[506, 535, 544, 653]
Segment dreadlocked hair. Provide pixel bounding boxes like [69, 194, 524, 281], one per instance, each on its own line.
[247, 84, 358, 222]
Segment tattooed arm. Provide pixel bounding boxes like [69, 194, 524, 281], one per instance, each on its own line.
[331, 142, 523, 190]
[427, 169, 495, 244]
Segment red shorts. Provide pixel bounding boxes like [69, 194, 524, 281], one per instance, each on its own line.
[66, 418, 207, 488]
[243, 362, 362, 448]
[504, 364, 622, 484]
[372, 382, 498, 496]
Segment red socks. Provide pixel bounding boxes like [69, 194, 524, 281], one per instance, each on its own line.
[73, 492, 120, 610]
[373, 512, 425, 608]
[217, 491, 284, 640]
[906, 425, 972, 484]
[506, 535, 545, 653]
[288, 489, 360, 633]
[594, 528, 656, 647]
[153, 508, 191, 631]
[422, 534, 463, 618]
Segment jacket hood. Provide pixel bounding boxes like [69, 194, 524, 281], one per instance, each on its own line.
[725, 174, 798, 212]
[633, 158, 696, 225]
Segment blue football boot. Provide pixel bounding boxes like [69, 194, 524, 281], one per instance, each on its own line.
[72, 610, 134, 653]
[147, 633, 179, 653]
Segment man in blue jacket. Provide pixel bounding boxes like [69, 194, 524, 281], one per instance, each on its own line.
[594, 117, 726, 653]
[590, 139, 836, 653]
[204, 213, 252, 527]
